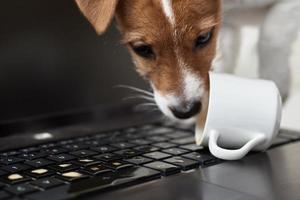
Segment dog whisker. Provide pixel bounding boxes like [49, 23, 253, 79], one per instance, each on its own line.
[144, 108, 161, 113]
[134, 102, 157, 109]
[134, 106, 160, 113]
[114, 85, 154, 97]
[123, 95, 155, 102]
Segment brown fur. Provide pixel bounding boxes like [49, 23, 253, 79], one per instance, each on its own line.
[75, 0, 118, 34]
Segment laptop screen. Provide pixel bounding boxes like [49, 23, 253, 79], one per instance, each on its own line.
[0, 0, 148, 123]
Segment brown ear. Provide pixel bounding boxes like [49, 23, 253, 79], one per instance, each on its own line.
[75, 0, 118, 35]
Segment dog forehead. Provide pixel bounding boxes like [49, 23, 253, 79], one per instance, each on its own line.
[116, 0, 219, 35]
[117, 0, 168, 29]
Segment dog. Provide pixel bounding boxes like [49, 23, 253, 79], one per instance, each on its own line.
[75, 0, 300, 126]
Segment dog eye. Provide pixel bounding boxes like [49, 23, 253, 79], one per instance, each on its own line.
[195, 31, 212, 48]
[132, 45, 155, 59]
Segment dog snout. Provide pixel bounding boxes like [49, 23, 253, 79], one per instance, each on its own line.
[169, 101, 202, 119]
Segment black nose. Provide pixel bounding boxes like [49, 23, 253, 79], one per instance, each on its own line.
[170, 101, 202, 119]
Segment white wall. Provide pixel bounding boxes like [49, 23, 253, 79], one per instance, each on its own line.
[235, 27, 300, 130]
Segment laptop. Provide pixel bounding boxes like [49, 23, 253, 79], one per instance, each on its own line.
[1, 1, 300, 200]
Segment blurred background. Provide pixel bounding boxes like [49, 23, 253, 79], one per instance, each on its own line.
[0, 1, 299, 130]
[236, 28, 300, 130]
[0, 0, 148, 124]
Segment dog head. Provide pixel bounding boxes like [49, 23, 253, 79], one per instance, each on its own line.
[75, 0, 221, 122]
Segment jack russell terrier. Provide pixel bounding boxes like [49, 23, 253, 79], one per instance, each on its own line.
[75, 0, 300, 125]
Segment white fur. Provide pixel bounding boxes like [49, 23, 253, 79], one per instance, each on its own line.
[177, 55, 204, 102]
[161, 0, 175, 26]
[153, 89, 177, 119]
[152, 84, 198, 123]
[182, 69, 204, 101]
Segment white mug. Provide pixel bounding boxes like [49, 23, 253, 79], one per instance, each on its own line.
[196, 72, 282, 160]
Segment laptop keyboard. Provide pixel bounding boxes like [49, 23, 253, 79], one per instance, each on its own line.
[0, 124, 299, 200]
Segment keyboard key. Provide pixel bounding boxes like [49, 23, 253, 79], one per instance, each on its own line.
[91, 145, 117, 153]
[139, 125, 157, 131]
[104, 161, 133, 170]
[94, 153, 122, 162]
[165, 131, 191, 139]
[105, 132, 123, 142]
[164, 156, 199, 170]
[2, 164, 30, 173]
[0, 191, 11, 199]
[25, 159, 54, 168]
[111, 142, 136, 149]
[152, 142, 177, 149]
[180, 144, 204, 152]
[134, 145, 159, 153]
[182, 152, 217, 166]
[75, 137, 91, 142]
[42, 148, 69, 155]
[26, 168, 55, 178]
[123, 132, 142, 139]
[69, 150, 97, 158]
[72, 158, 100, 167]
[170, 136, 195, 145]
[93, 133, 110, 139]
[143, 151, 171, 160]
[48, 154, 76, 163]
[40, 143, 57, 149]
[58, 139, 74, 145]
[5, 184, 39, 195]
[147, 136, 169, 142]
[0, 151, 20, 157]
[1, 173, 31, 184]
[18, 152, 47, 160]
[57, 171, 88, 182]
[31, 177, 65, 189]
[124, 127, 138, 134]
[144, 161, 180, 176]
[0, 157, 24, 165]
[49, 163, 79, 173]
[20, 147, 40, 153]
[64, 144, 89, 151]
[162, 148, 188, 156]
[144, 127, 173, 136]
[82, 164, 113, 175]
[125, 156, 153, 165]
[84, 140, 102, 146]
[130, 139, 153, 145]
[91, 137, 110, 147]
[114, 149, 141, 158]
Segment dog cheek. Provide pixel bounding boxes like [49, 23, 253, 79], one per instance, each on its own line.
[131, 57, 153, 78]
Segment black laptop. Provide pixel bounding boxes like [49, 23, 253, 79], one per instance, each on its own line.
[1, 1, 300, 200]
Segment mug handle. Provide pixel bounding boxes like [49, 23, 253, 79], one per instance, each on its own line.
[208, 129, 266, 160]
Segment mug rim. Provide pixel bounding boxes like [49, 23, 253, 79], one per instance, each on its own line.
[196, 71, 214, 145]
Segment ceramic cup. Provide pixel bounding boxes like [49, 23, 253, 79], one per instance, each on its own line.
[195, 72, 282, 160]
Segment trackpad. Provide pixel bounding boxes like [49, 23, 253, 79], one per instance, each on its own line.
[92, 171, 257, 200]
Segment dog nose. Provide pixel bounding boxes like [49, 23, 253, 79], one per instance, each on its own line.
[170, 101, 202, 119]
